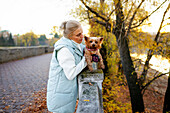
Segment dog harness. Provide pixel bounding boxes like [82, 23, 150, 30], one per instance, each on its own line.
[92, 54, 100, 62]
[85, 47, 100, 62]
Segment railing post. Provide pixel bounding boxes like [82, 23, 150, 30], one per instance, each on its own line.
[76, 64, 104, 113]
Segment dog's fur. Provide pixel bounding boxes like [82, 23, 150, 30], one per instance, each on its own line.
[84, 36, 105, 71]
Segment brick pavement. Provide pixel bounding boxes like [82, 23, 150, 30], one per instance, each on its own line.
[0, 53, 52, 112]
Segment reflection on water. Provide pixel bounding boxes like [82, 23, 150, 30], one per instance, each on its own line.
[131, 53, 169, 76]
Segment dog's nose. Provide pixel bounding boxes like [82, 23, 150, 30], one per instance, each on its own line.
[92, 44, 95, 47]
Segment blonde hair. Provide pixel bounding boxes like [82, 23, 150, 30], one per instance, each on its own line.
[60, 20, 81, 38]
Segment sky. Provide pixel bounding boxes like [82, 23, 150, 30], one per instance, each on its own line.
[141, 1, 170, 33]
[0, 0, 88, 38]
[0, 0, 169, 38]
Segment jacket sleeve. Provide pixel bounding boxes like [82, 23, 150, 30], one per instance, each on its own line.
[57, 47, 87, 80]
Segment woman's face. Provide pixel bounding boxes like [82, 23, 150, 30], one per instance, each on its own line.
[69, 26, 83, 44]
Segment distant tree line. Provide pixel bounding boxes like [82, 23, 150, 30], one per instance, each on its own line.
[0, 31, 15, 46]
[0, 31, 60, 47]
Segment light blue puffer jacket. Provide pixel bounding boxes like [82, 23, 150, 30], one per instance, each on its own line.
[47, 37, 85, 113]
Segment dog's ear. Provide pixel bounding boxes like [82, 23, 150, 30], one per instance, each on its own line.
[100, 37, 104, 42]
[84, 36, 89, 41]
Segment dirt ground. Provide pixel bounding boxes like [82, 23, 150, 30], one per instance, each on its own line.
[20, 83, 166, 113]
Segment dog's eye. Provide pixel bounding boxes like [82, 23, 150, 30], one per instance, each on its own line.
[95, 41, 98, 43]
[90, 41, 93, 43]
[76, 33, 81, 37]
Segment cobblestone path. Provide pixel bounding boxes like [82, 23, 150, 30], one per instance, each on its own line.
[0, 53, 52, 112]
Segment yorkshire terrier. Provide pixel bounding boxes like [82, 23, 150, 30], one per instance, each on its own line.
[84, 36, 105, 71]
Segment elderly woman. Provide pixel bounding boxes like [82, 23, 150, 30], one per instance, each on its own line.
[47, 20, 87, 113]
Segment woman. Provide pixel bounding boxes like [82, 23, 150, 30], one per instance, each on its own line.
[47, 20, 87, 113]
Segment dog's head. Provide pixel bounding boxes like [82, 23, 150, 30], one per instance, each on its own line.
[84, 36, 104, 50]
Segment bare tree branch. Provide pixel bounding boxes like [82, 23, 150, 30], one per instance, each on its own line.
[83, 1, 112, 32]
[91, 18, 112, 32]
[86, 10, 93, 20]
[154, 3, 170, 43]
[124, 1, 135, 22]
[142, 72, 169, 94]
[108, 9, 115, 18]
[130, 0, 168, 29]
[139, 3, 170, 86]
[80, 0, 108, 22]
[153, 71, 159, 78]
[126, 0, 145, 38]
[93, 18, 107, 26]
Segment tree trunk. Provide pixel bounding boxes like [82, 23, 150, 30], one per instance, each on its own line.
[163, 75, 170, 113]
[114, 0, 144, 112]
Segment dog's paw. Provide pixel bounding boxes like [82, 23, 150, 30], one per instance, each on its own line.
[88, 66, 93, 71]
[101, 65, 105, 69]
[99, 64, 105, 69]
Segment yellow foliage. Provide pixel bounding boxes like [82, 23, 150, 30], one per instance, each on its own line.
[72, 0, 170, 112]
[103, 76, 132, 113]
[19, 31, 39, 46]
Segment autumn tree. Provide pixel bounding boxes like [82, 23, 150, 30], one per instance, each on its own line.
[74, 0, 169, 112]
[8, 33, 15, 46]
[54, 33, 59, 38]
[0, 31, 15, 46]
[20, 31, 39, 46]
[0, 34, 6, 46]
[47, 26, 60, 46]
[38, 34, 48, 45]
